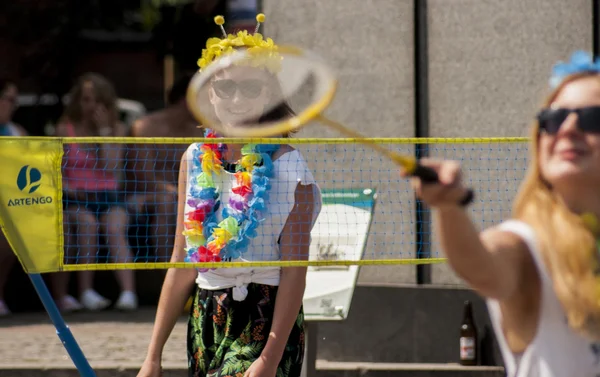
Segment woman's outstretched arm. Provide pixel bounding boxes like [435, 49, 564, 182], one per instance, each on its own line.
[410, 159, 531, 301]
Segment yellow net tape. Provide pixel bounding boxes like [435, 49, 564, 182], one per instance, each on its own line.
[0, 136, 530, 273]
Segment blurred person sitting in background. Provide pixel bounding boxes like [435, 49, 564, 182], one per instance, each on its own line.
[0, 77, 27, 316]
[54, 72, 138, 311]
[0, 78, 26, 137]
[126, 73, 204, 263]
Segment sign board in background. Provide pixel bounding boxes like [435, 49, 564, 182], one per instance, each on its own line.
[303, 188, 377, 321]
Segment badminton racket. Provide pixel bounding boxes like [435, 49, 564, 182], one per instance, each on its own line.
[186, 45, 473, 205]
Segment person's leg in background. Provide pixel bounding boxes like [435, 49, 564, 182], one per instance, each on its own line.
[67, 206, 111, 311]
[50, 207, 84, 313]
[99, 205, 138, 311]
[0, 234, 16, 316]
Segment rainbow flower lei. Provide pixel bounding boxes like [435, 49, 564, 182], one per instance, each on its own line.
[183, 130, 279, 271]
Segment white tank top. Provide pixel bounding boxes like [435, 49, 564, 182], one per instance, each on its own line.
[487, 220, 600, 377]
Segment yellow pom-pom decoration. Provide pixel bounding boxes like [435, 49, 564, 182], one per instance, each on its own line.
[197, 13, 281, 72]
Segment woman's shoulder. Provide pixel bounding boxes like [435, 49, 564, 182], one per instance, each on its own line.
[272, 144, 295, 161]
[271, 145, 318, 187]
[272, 146, 308, 172]
[185, 142, 202, 152]
[489, 219, 537, 242]
[273, 145, 305, 165]
[182, 142, 204, 163]
[481, 219, 539, 268]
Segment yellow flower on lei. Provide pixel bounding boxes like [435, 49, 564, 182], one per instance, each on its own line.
[235, 171, 252, 186]
[182, 220, 206, 246]
[182, 231, 206, 247]
[201, 149, 223, 175]
[213, 228, 235, 244]
[240, 153, 260, 172]
[207, 237, 227, 253]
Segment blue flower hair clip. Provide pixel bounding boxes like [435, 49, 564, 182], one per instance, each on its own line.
[550, 50, 600, 88]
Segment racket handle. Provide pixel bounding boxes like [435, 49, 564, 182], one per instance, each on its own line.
[459, 189, 475, 207]
[412, 164, 474, 207]
[412, 164, 439, 183]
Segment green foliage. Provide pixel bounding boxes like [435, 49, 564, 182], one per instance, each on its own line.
[140, 0, 194, 30]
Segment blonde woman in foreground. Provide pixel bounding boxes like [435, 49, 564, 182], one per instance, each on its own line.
[407, 51, 600, 377]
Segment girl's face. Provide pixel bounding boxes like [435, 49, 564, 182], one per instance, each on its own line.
[79, 81, 99, 121]
[0, 84, 18, 124]
[208, 66, 272, 126]
[538, 76, 600, 188]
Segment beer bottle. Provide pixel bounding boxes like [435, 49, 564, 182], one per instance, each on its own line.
[460, 300, 478, 366]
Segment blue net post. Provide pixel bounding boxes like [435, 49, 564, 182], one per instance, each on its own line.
[28, 274, 96, 377]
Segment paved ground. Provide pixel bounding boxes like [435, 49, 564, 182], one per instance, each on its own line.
[0, 308, 505, 377]
[0, 308, 188, 369]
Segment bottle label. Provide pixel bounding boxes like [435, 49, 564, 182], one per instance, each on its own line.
[460, 337, 475, 360]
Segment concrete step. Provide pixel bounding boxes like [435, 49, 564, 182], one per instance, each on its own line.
[0, 362, 505, 377]
[316, 361, 504, 377]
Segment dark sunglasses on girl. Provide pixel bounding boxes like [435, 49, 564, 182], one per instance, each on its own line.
[537, 106, 600, 134]
[212, 79, 265, 99]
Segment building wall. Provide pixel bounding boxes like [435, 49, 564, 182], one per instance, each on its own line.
[2, 0, 594, 292]
[262, 0, 593, 285]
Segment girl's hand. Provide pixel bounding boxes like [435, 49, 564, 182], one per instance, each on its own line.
[244, 355, 278, 377]
[137, 358, 162, 377]
[403, 158, 470, 209]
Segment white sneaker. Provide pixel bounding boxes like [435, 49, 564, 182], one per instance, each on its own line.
[80, 289, 111, 311]
[57, 295, 84, 313]
[114, 291, 138, 311]
[0, 300, 10, 316]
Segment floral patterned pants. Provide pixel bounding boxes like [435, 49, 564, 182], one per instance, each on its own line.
[187, 283, 305, 377]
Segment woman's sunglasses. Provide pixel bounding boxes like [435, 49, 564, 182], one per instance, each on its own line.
[212, 79, 265, 100]
[537, 106, 600, 134]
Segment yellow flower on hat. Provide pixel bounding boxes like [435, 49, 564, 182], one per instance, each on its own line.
[197, 14, 281, 72]
[206, 37, 223, 48]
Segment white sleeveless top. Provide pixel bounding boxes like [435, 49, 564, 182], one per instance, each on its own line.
[184, 144, 322, 301]
[487, 220, 600, 377]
